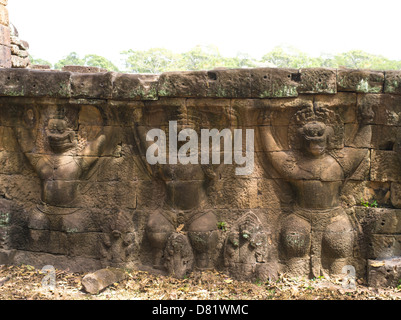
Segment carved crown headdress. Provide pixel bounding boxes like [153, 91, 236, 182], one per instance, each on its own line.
[288, 103, 344, 150]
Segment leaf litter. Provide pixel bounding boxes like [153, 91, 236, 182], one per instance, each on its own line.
[0, 264, 401, 300]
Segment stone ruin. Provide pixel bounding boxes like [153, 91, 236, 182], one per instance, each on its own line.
[1, 2, 401, 289]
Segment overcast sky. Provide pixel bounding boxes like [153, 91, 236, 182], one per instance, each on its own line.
[7, 0, 401, 67]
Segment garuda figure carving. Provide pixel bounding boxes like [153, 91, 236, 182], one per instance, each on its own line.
[261, 103, 373, 277]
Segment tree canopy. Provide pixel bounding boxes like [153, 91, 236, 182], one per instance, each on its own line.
[31, 45, 401, 73]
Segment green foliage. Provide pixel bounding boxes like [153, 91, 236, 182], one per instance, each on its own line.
[29, 55, 53, 69]
[54, 52, 84, 70]
[84, 54, 119, 72]
[261, 46, 401, 70]
[121, 48, 180, 74]
[217, 221, 227, 231]
[53, 52, 119, 71]
[35, 45, 401, 74]
[361, 198, 378, 208]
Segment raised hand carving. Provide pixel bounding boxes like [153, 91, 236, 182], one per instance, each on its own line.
[15, 105, 106, 210]
[261, 103, 373, 277]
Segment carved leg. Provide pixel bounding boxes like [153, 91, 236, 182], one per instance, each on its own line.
[145, 211, 174, 269]
[187, 211, 219, 270]
[280, 214, 311, 277]
[322, 213, 354, 276]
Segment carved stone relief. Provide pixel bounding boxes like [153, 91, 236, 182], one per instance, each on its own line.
[0, 68, 401, 287]
[259, 103, 374, 278]
[133, 100, 229, 277]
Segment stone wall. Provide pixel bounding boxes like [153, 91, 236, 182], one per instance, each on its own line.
[0, 0, 10, 68]
[0, 1, 30, 69]
[1, 66, 401, 286]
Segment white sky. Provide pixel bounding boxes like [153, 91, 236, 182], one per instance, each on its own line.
[7, 0, 401, 68]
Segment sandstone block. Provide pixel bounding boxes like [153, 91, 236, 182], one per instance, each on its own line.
[206, 68, 252, 98]
[25, 70, 71, 97]
[337, 69, 384, 93]
[0, 69, 71, 97]
[62, 65, 107, 73]
[368, 257, 401, 287]
[0, 25, 10, 46]
[358, 94, 401, 126]
[391, 182, 401, 208]
[112, 73, 159, 100]
[0, 5, 8, 26]
[384, 70, 401, 94]
[70, 72, 113, 99]
[11, 55, 30, 68]
[298, 68, 337, 94]
[158, 71, 208, 98]
[370, 150, 401, 182]
[82, 268, 127, 294]
[250, 68, 299, 98]
[0, 44, 10, 68]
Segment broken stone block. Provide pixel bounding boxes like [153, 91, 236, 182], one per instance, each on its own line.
[81, 268, 127, 294]
[367, 257, 401, 288]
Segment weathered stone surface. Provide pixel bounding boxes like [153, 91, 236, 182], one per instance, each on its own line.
[298, 68, 337, 94]
[0, 69, 71, 96]
[30, 65, 51, 70]
[358, 94, 401, 126]
[10, 55, 30, 68]
[158, 71, 208, 97]
[0, 44, 10, 68]
[82, 268, 127, 294]
[370, 150, 401, 182]
[62, 65, 107, 73]
[250, 68, 299, 98]
[0, 5, 8, 26]
[337, 69, 384, 93]
[368, 258, 401, 288]
[1, 67, 401, 288]
[0, 24, 10, 46]
[70, 72, 113, 99]
[206, 68, 252, 98]
[112, 73, 159, 100]
[384, 70, 401, 94]
[391, 182, 401, 208]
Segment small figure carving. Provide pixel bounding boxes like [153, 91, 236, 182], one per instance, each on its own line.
[223, 211, 269, 280]
[163, 232, 194, 278]
[261, 103, 373, 277]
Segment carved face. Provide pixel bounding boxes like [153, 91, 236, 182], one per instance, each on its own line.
[46, 118, 76, 153]
[301, 121, 328, 157]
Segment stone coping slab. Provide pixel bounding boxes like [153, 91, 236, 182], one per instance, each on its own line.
[0, 67, 398, 100]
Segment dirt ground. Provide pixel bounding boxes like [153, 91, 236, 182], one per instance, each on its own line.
[0, 264, 400, 300]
